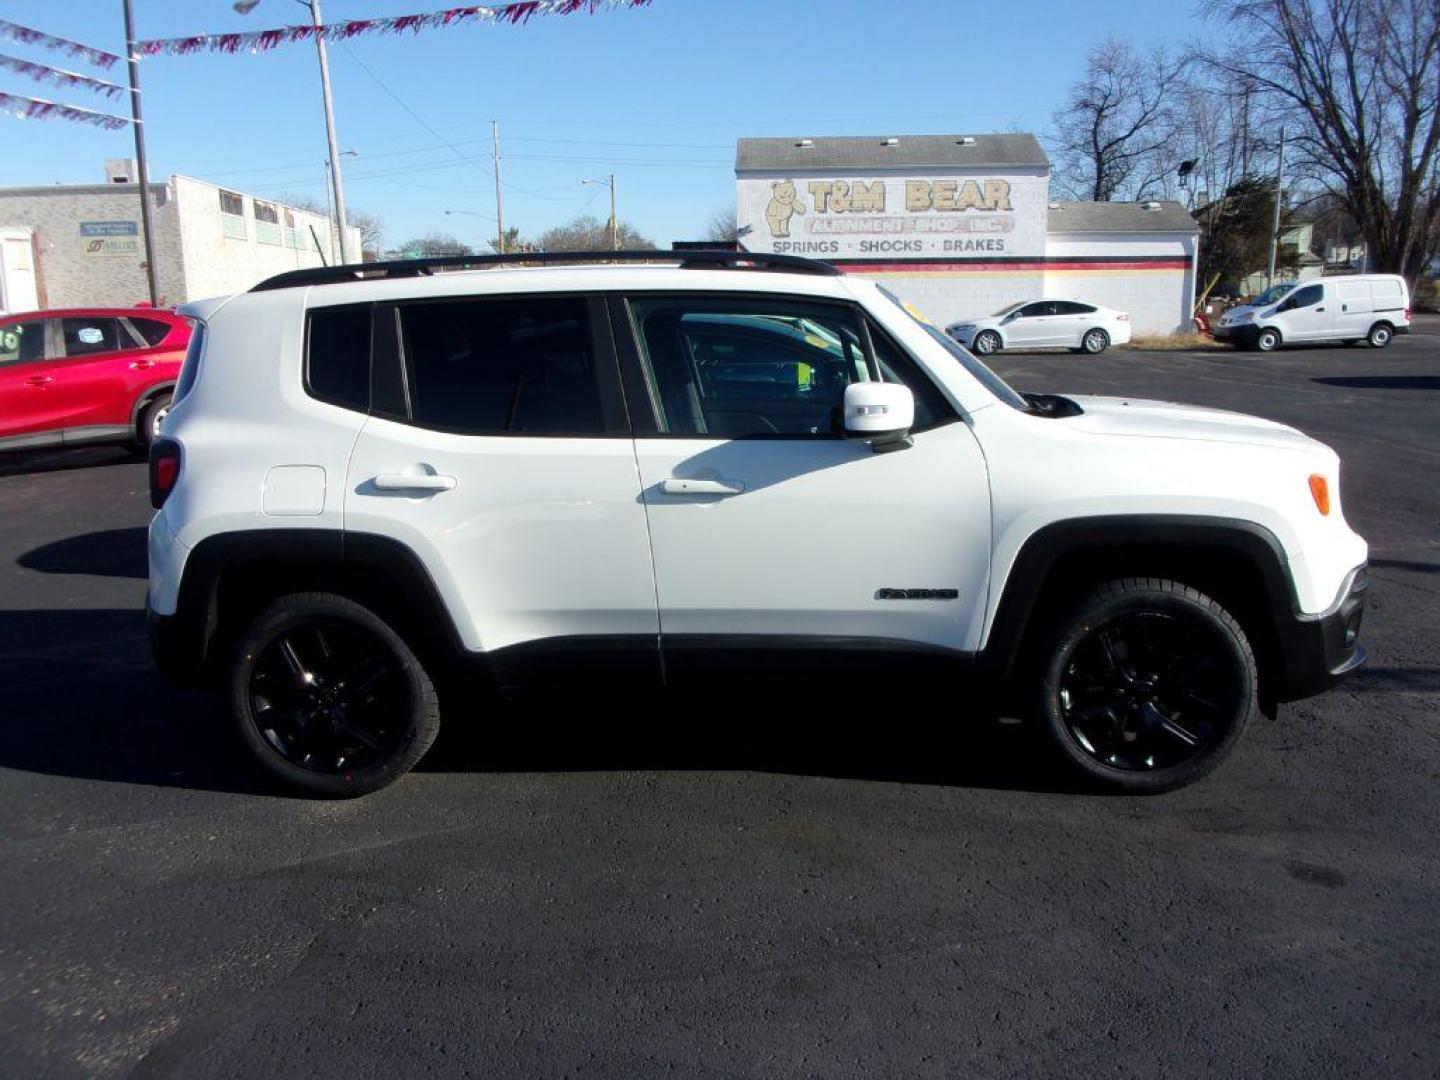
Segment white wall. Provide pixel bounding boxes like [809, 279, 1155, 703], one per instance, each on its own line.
[1043, 233, 1197, 334]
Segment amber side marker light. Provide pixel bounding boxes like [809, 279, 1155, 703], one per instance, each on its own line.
[1308, 474, 1331, 516]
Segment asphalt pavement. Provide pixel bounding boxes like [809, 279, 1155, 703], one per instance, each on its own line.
[1, 321, 1436, 1078]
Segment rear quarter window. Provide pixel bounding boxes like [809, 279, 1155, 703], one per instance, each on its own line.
[128, 317, 175, 347]
[306, 306, 371, 412]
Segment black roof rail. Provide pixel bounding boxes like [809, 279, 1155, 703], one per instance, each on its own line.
[249, 249, 842, 292]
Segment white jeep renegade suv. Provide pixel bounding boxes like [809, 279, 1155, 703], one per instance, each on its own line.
[147, 252, 1368, 797]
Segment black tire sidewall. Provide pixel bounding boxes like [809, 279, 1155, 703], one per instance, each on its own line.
[1368, 324, 1391, 348]
[1034, 580, 1257, 793]
[1256, 329, 1280, 352]
[137, 394, 172, 447]
[229, 593, 439, 797]
[975, 331, 1000, 355]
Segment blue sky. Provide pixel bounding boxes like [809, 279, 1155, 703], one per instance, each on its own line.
[2, 0, 1202, 250]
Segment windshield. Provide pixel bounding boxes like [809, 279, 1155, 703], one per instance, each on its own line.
[991, 301, 1025, 317]
[1251, 283, 1297, 307]
[878, 287, 1031, 412]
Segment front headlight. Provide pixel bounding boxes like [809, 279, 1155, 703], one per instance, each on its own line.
[1237, 312, 1254, 323]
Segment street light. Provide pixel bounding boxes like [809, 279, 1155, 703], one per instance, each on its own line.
[236, 0, 353, 263]
[581, 175, 617, 251]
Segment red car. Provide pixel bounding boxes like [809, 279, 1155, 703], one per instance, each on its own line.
[0, 307, 191, 452]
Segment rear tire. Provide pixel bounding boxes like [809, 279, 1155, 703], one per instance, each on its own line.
[1030, 578, 1257, 793]
[136, 393, 172, 448]
[1081, 328, 1110, 355]
[229, 592, 440, 797]
[1367, 322, 1393, 348]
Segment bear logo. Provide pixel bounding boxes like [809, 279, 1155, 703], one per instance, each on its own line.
[765, 179, 806, 238]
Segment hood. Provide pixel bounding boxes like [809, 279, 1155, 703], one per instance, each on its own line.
[1063, 395, 1329, 455]
[1217, 304, 1264, 326]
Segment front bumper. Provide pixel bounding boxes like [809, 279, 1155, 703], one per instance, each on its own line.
[1213, 323, 1258, 345]
[1274, 564, 1368, 700]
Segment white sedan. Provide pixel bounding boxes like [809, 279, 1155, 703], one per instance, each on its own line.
[946, 300, 1132, 356]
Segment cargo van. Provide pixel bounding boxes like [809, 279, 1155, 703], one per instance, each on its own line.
[1214, 274, 1411, 351]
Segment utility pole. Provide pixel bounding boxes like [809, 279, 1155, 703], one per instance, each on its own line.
[492, 120, 505, 254]
[1265, 126, 1285, 291]
[309, 0, 351, 263]
[122, 0, 159, 307]
[608, 172, 617, 251]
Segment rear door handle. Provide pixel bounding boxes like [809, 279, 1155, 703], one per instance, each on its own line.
[373, 472, 456, 492]
[659, 477, 745, 496]
[129, 359, 155, 370]
[1316, 306, 1326, 312]
[25, 375, 52, 387]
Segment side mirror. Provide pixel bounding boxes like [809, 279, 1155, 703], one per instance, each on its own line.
[843, 382, 914, 452]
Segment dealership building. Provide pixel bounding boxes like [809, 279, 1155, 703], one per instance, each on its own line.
[735, 134, 1199, 334]
[0, 159, 359, 313]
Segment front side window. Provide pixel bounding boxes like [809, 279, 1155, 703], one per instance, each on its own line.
[399, 296, 605, 435]
[0, 319, 46, 365]
[628, 296, 948, 438]
[1018, 302, 1055, 318]
[1288, 283, 1324, 308]
[61, 317, 121, 357]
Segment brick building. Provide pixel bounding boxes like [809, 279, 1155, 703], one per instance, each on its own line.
[735, 134, 1199, 335]
[0, 160, 359, 312]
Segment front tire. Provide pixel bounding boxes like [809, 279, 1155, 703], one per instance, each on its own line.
[1367, 322, 1393, 348]
[1081, 328, 1110, 355]
[1032, 578, 1257, 793]
[229, 593, 440, 797]
[972, 330, 1002, 356]
[1254, 327, 1282, 352]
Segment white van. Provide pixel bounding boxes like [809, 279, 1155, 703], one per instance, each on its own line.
[1215, 275, 1411, 351]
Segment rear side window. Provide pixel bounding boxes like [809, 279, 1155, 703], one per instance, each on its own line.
[0, 319, 46, 365]
[128, 317, 173, 346]
[62, 317, 122, 356]
[398, 296, 605, 435]
[306, 306, 371, 412]
[1055, 301, 1095, 315]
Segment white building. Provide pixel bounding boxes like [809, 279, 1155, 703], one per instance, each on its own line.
[735, 134, 1199, 335]
[0, 160, 360, 312]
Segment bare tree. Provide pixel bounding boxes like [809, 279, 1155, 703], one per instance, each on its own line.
[702, 206, 736, 243]
[537, 215, 655, 252]
[1198, 0, 1440, 278]
[387, 233, 473, 258]
[276, 191, 383, 255]
[1050, 38, 1191, 202]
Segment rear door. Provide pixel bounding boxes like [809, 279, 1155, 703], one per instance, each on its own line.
[343, 293, 660, 684]
[1333, 279, 1371, 338]
[47, 315, 138, 431]
[617, 291, 992, 674]
[1051, 301, 1093, 346]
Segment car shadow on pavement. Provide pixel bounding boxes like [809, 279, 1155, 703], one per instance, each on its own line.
[0, 446, 144, 479]
[1312, 375, 1440, 391]
[0, 607, 1077, 797]
[17, 527, 148, 579]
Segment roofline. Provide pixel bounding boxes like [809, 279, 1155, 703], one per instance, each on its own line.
[2, 306, 181, 319]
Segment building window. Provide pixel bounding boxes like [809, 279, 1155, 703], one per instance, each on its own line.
[253, 200, 282, 245]
[219, 190, 247, 240]
[283, 207, 304, 249]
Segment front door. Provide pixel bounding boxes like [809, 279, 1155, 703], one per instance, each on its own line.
[1277, 282, 1329, 341]
[1004, 301, 1061, 347]
[343, 294, 660, 683]
[617, 292, 992, 672]
[0, 316, 57, 441]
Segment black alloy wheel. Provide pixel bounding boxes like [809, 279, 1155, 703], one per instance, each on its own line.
[1035, 578, 1256, 792]
[231, 593, 439, 796]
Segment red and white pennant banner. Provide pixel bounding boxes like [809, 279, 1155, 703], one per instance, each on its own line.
[0, 91, 131, 130]
[0, 53, 125, 99]
[0, 19, 122, 70]
[137, 0, 653, 57]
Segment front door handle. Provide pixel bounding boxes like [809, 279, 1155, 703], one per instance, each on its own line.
[1316, 306, 1326, 312]
[374, 472, 456, 492]
[25, 374, 52, 387]
[659, 477, 745, 496]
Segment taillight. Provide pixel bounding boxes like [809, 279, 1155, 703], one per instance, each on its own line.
[149, 437, 181, 509]
[1404, 308, 1412, 322]
[1308, 473, 1331, 516]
